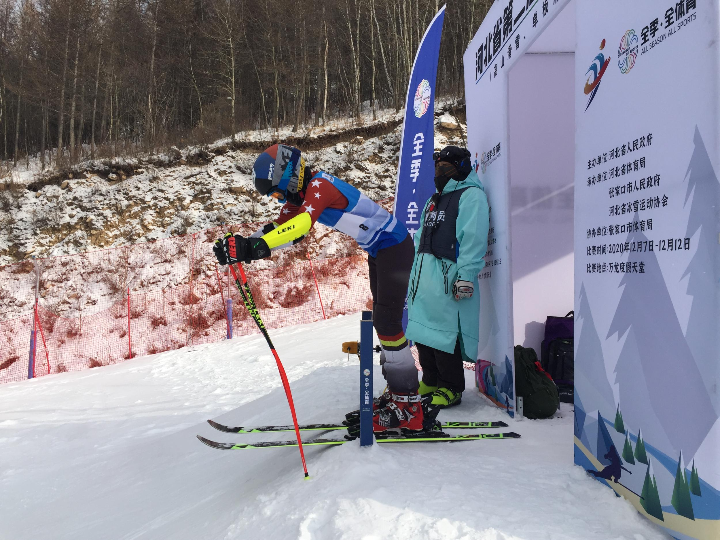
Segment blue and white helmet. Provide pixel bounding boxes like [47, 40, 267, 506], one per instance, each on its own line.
[252, 143, 306, 202]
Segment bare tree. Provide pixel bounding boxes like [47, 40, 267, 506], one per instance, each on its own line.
[0, 0, 490, 168]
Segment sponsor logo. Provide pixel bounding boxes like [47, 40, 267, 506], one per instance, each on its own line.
[413, 79, 431, 118]
[320, 171, 334, 183]
[617, 30, 639, 74]
[584, 39, 610, 111]
[363, 369, 371, 376]
[359, 224, 369, 231]
[479, 143, 501, 174]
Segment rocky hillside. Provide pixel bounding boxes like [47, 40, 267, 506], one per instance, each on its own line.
[0, 104, 466, 266]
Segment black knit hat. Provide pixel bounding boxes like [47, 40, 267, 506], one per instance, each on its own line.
[433, 146, 472, 181]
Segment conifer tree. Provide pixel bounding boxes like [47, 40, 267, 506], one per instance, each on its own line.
[671, 451, 695, 520]
[622, 432, 635, 464]
[614, 404, 625, 433]
[640, 460, 664, 521]
[690, 460, 701, 497]
[634, 429, 648, 464]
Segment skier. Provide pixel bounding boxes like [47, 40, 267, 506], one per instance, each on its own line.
[213, 143, 423, 432]
[405, 146, 490, 410]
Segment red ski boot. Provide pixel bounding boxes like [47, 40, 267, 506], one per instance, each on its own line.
[373, 392, 424, 433]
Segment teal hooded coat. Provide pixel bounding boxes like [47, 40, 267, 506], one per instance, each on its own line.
[405, 170, 489, 361]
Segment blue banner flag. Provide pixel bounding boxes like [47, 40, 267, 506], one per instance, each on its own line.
[394, 5, 445, 332]
[393, 5, 446, 237]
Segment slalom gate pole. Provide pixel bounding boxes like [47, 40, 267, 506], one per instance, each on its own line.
[359, 311, 374, 446]
[228, 263, 309, 478]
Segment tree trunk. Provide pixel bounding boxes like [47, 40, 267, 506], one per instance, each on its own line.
[271, 42, 279, 130]
[69, 35, 80, 163]
[372, 0, 393, 109]
[77, 80, 85, 161]
[370, 0, 376, 120]
[57, 2, 72, 165]
[91, 44, 102, 159]
[321, 17, 328, 125]
[229, 30, 236, 139]
[1, 80, 5, 161]
[147, 0, 160, 148]
[344, 0, 361, 119]
[187, 40, 204, 128]
[40, 100, 46, 170]
[13, 60, 22, 167]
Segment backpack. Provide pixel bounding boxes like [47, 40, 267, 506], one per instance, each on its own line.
[540, 311, 573, 367]
[545, 338, 574, 403]
[540, 311, 574, 404]
[514, 345, 559, 419]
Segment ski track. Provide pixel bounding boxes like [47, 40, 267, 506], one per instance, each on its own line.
[0, 314, 671, 540]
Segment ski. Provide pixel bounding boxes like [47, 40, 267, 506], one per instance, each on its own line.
[197, 431, 521, 450]
[207, 418, 508, 434]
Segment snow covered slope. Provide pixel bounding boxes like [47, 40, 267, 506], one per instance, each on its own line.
[0, 105, 466, 265]
[0, 314, 670, 540]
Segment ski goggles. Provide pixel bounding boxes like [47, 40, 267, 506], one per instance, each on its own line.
[267, 188, 286, 202]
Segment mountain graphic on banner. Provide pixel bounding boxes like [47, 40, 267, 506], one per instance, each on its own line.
[575, 391, 587, 440]
[477, 278, 500, 354]
[614, 327, 674, 452]
[575, 283, 616, 415]
[607, 212, 716, 459]
[500, 355, 514, 400]
[681, 127, 720, 414]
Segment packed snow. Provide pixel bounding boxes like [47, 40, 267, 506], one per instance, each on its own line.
[0, 313, 671, 540]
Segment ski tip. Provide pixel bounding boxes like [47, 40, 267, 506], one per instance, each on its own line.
[197, 435, 214, 447]
[197, 435, 231, 450]
[207, 419, 235, 433]
[505, 432, 521, 438]
[497, 421, 509, 427]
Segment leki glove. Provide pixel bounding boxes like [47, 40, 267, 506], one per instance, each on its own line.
[215, 232, 271, 265]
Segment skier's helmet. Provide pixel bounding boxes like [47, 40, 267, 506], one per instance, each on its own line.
[433, 145, 472, 181]
[252, 144, 306, 203]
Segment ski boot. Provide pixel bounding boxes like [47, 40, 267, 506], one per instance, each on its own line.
[427, 387, 462, 409]
[344, 388, 390, 425]
[418, 380, 438, 397]
[373, 392, 424, 433]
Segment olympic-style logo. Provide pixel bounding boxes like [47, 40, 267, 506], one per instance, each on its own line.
[414, 79, 431, 118]
[584, 39, 611, 111]
[618, 30, 639, 74]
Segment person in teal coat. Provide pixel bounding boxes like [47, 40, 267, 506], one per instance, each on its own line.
[405, 146, 490, 408]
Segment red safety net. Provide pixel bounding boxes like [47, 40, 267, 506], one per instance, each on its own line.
[0, 223, 373, 384]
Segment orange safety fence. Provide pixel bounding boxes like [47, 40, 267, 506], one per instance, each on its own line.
[0, 223, 373, 385]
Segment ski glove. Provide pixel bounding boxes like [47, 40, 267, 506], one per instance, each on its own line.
[214, 233, 271, 265]
[452, 279, 474, 300]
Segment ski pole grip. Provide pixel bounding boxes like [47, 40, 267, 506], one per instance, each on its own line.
[236, 263, 248, 284]
[228, 263, 248, 286]
[228, 264, 240, 283]
[359, 311, 374, 447]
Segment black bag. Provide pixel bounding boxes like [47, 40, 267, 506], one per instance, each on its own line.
[545, 338, 574, 403]
[514, 345, 559, 419]
[540, 311, 573, 368]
